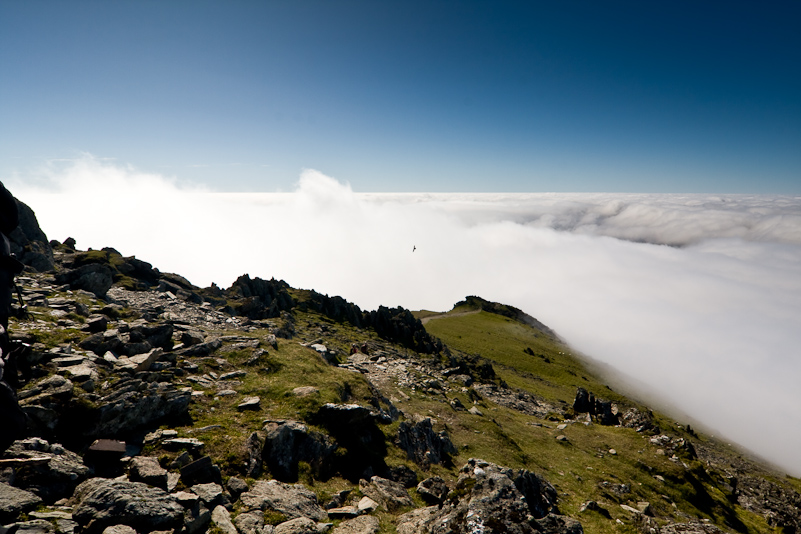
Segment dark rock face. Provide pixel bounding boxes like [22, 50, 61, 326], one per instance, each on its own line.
[388, 465, 419, 488]
[71, 478, 184, 534]
[573, 387, 593, 414]
[0, 381, 26, 452]
[396, 417, 456, 469]
[367, 306, 442, 354]
[261, 420, 336, 482]
[79, 331, 124, 355]
[396, 459, 579, 534]
[311, 404, 389, 482]
[8, 199, 54, 272]
[514, 468, 561, 520]
[572, 388, 619, 426]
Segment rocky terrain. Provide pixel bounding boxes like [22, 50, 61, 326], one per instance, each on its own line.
[1, 199, 800, 534]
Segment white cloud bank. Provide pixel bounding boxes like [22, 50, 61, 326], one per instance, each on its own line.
[9, 156, 801, 475]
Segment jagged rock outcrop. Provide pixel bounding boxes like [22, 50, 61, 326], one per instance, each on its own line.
[736, 474, 801, 533]
[396, 459, 579, 534]
[572, 387, 619, 426]
[396, 416, 456, 469]
[8, 198, 54, 272]
[228, 275, 295, 319]
[262, 420, 336, 482]
[367, 305, 442, 354]
[312, 403, 389, 481]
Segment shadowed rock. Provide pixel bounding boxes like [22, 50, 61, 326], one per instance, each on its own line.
[0, 482, 43, 523]
[262, 421, 335, 482]
[396, 417, 456, 469]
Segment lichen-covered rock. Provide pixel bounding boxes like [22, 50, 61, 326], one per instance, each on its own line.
[210, 505, 238, 534]
[332, 515, 380, 534]
[273, 517, 319, 534]
[55, 263, 114, 298]
[128, 455, 168, 490]
[359, 476, 413, 512]
[234, 510, 266, 534]
[239, 480, 326, 522]
[72, 478, 184, 534]
[396, 459, 579, 534]
[0, 481, 43, 523]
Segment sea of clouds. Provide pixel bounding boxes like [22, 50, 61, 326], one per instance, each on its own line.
[9, 156, 801, 475]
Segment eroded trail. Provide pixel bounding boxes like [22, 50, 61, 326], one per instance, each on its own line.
[420, 309, 480, 325]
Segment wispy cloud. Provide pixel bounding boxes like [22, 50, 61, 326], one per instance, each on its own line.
[9, 156, 801, 475]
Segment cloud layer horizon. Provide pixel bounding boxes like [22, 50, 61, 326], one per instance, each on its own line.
[10, 156, 801, 476]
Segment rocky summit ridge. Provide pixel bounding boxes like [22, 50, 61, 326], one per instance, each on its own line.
[1, 199, 800, 534]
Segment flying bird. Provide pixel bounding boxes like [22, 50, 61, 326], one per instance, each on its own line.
[413, 246, 416, 252]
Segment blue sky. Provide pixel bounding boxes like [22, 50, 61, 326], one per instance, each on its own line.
[2, 1, 799, 193]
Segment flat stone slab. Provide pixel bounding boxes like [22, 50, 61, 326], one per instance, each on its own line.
[237, 397, 261, 411]
[327, 506, 360, 519]
[332, 515, 380, 534]
[89, 439, 127, 453]
[219, 370, 247, 380]
[52, 356, 88, 367]
[162, 438, 205, 451]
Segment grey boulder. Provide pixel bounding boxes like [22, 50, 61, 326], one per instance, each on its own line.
[72, 478, 184, 534]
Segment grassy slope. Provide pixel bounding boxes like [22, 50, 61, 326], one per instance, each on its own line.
[11, 278, 782, 534]
[420, 307, 772, 534]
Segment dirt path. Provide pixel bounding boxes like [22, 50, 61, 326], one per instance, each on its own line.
[420, 309, 480, 324]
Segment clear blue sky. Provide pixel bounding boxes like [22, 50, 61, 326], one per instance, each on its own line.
[1, 1, 799, 193]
